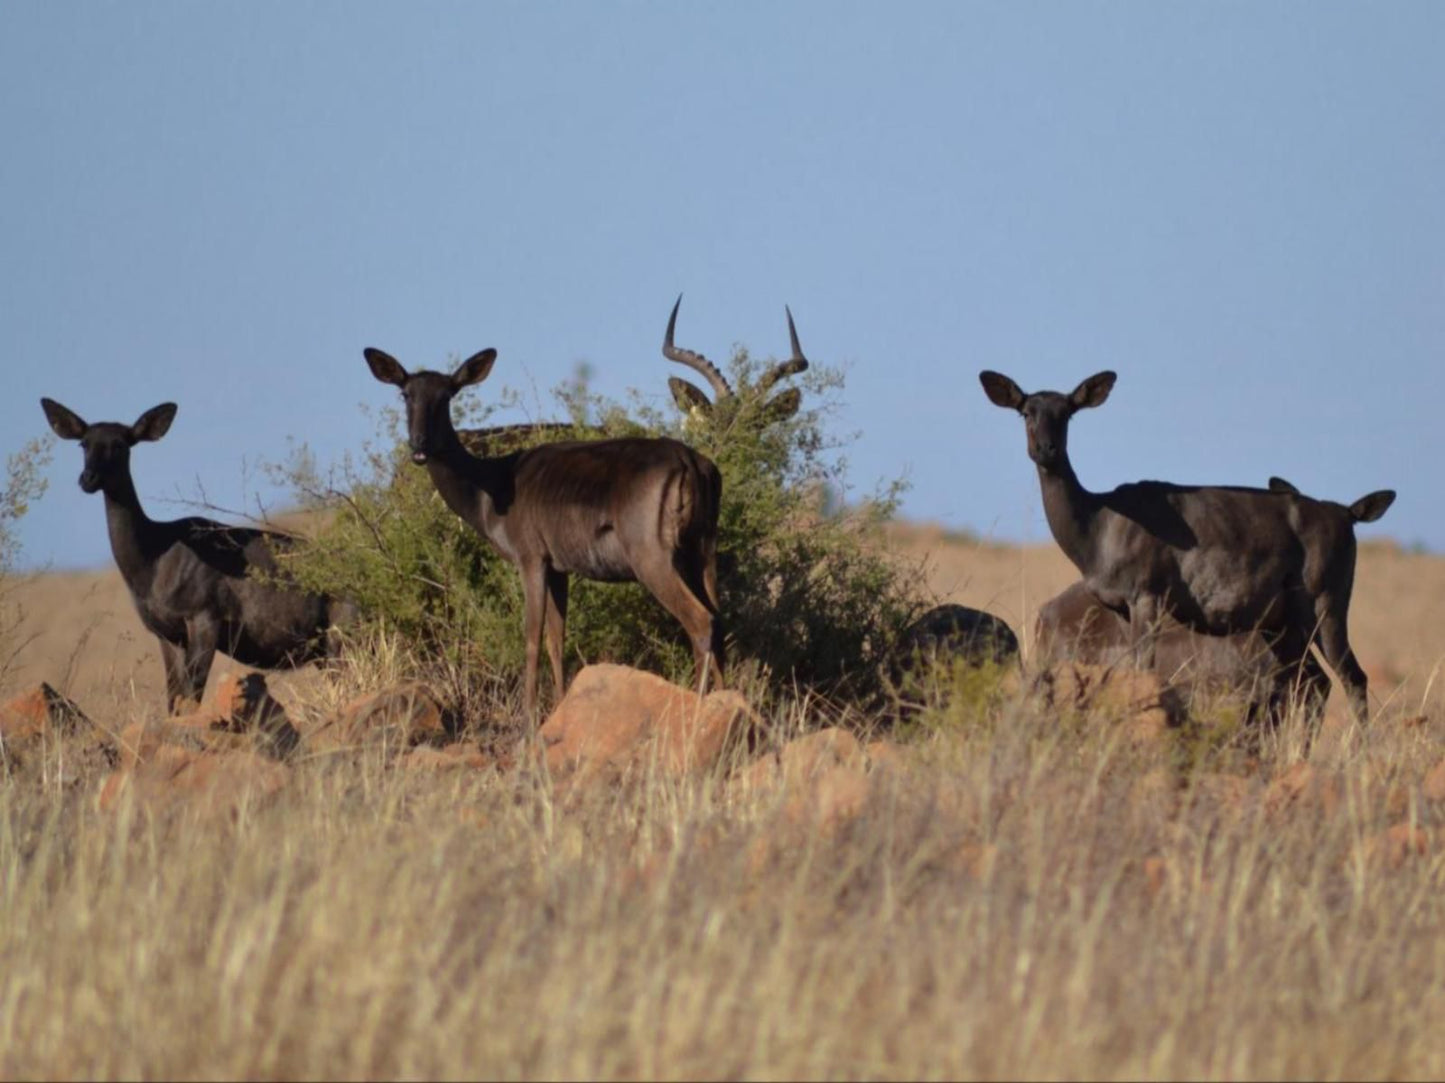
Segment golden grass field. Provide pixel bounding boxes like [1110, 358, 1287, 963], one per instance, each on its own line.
[2, 523, 1445, 1080]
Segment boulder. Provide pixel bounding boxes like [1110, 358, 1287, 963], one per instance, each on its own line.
[159, 670, 299, 760]
[99, 721, 290, 818]
[1263, 762, 1343, 820]
[403, 742, 493, 773]
[1028, 662, 1185, 742]
[539, 664, 756, 788]
[891, 604, 1019, 680]
[310, 682, 449, 754]
[0, 683, 115, 782]
[0, 682, 90, 742]
[736, 727, 885, 832]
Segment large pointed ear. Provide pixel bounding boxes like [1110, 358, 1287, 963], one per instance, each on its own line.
[130, 402, 177, 443]
[451, 348, 497, 391]
[41, 398, 89, 440]
[668, 376, 713, 416]
[1267, 476, 1300, 496]
[1349, 489, 1395, 524]
[364, 348, 409, 387]
[979, 371, 1026, 411]
[1069, 370, 1116, 411]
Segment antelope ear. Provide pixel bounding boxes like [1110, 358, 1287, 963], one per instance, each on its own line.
[1267, 476, 1300, 496]
[41, 398, 89, 440]
[1349, 489, 1395, 524]
[452, 348, 497, 391]
[979, 371, 1026, 411]
[364, 348, 409, 387]
[668, 377, 713, 415]
[1069, 370, 1116, 411]
[757, 387, 803, 426]
[131, 402, 178, 443]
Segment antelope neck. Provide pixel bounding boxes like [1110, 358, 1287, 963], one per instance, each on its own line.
[420, 425, 507, 526]
[101, 471, 168, 585]
[1036, 457, 1101, 570]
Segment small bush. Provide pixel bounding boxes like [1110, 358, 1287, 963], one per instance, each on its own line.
[0, 435, 52, 682]
[270, 349, 925, 707]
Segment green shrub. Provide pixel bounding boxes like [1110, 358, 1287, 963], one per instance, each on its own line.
[270, 349, 925, 706]
[1, 435, 52, 681]
[0, 437, 50, 578]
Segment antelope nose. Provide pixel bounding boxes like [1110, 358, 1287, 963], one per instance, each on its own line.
[79, 470, 100, 492]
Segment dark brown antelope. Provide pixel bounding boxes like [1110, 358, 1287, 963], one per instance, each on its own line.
[40, 398, 351, 712]
[663, 295, 809, 429]
[979, 370, 1395, 722]
[1036, 477, 1312, 710]
[364, 346, 724, 717]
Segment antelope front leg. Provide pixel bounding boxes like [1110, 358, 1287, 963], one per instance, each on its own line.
[159, 638, 194, 715]
[180, 614, 220, 709]
[520, 562, 547, 722]
[543, 568, 569, 705]
[1128, 595, 1160, 672]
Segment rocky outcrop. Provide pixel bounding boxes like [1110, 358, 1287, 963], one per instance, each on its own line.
[539, 664, 757, 789]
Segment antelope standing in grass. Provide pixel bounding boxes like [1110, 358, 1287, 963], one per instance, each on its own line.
[979, 370, 1394, 722]
[364, 346, 724, 717]
[40, 398, 351, 712]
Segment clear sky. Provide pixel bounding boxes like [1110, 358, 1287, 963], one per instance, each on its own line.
[3, 2, 1442, 571]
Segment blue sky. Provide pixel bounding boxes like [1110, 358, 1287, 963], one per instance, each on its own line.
[3, 2, 1442, 570]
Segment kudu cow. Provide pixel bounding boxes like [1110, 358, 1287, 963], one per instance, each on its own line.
[40, 398, 350, 712]
[364, 347, 724, 717]
[979, 370, 1394, 722]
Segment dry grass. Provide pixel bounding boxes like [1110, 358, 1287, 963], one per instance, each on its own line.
[2, 529, 1444, 1080]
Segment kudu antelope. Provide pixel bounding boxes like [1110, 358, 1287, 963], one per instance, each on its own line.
[364, 346, 724, 717]
[40, 398, 351, 712]
[979, 370, 1395, 722]
[663, 295, 809, 428]
[1036, 477, 1307, 707]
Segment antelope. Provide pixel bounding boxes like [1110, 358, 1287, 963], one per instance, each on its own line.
[364, 346, 724, 717]
[40, 398, 351, 712]
[979, 370, 1394, 722]
[663, 295, 809, 428]
[1035, 580, 1289, 711]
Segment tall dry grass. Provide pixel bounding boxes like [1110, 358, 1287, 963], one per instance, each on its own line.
[3, 660, 1444, 1081]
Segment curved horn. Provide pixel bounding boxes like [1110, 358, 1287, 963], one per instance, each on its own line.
[756, 305, 810, 394]
[662, 294, 733, 400]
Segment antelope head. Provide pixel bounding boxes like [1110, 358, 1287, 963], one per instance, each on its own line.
[662, 295, 810, 430]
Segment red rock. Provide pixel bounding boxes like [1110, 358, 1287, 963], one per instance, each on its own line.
[540, 664, 756, 787]
[864, 739, 905, 767]
[312, 682, 448, 753]
[0, 683, 89, 741]
[1263, 762, 1342, 819]
[1030, 662, 1184, 739]
[211, 669, 258, 721]
[99, 741, 289, 818]
[737, 728, 872, 832]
